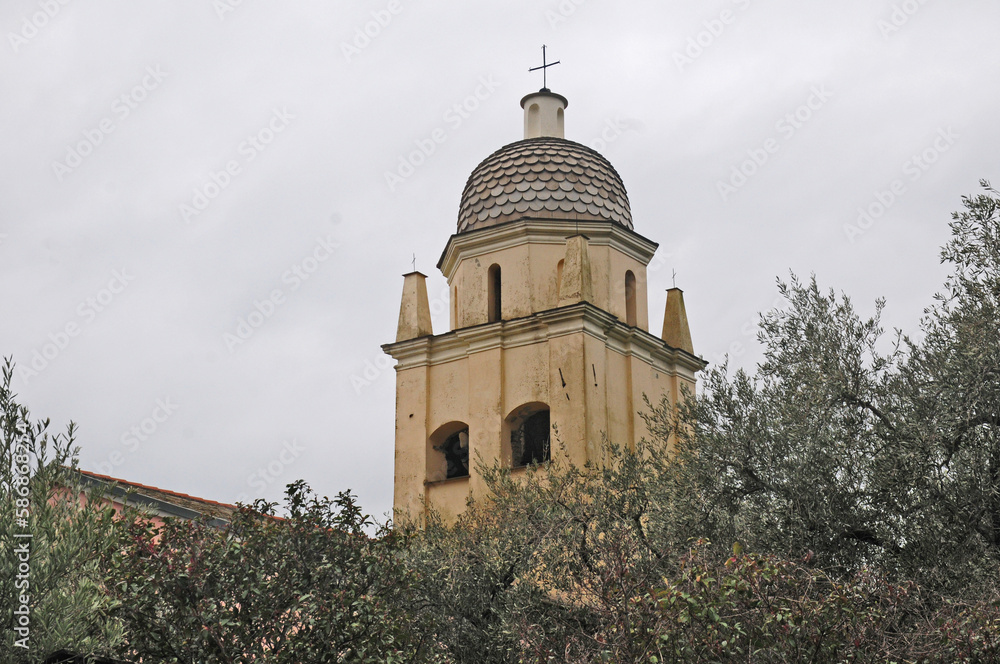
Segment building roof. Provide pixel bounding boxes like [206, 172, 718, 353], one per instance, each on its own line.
[457, 137, 632, 234]
[72, 468, 240, 524]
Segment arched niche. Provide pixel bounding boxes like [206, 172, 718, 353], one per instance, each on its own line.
[503, 402, 551, 468]
[488, 263, 502, 322]
[428, 421, 470, 482]
[625, 270, 637, 327]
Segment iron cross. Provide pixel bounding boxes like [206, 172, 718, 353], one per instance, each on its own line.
[529, 45, 560, 91]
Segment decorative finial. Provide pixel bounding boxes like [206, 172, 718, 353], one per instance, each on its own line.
[529, 44, 560, 91]
[672, 269, 677, 289]
[412, 253, 417, 272]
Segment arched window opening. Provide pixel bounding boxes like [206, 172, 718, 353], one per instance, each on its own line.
[488, 264, 502, 322]
[556, 259, 564, 301]
[436, 429, 469, 478]
[625, 270, 637, 327]
[428, 422, 470, 481]
[512, 410, 550, 467]
[452, 285, 459, 327]
[527, 103, 541, 137]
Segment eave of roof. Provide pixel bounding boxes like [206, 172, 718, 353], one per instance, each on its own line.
[70, 468, 239, 526]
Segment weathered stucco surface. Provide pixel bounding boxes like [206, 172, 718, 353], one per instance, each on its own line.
[383, 229, 702, 524]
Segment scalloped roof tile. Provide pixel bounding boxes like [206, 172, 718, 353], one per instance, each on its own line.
[457, 137, 632, 233]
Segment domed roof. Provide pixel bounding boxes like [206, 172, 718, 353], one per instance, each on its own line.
[457, 137, 632, 234]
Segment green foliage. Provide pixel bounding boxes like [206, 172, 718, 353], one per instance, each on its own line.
[3, 182, 998, 662]
[655, 274, 909, 573]
[899, 180, 1000, 588]
[404, 446, 671, 663]
[106, 481, 448, 664]
[398, 182, 1000, 662]
[661, 181, 1000, 592]
[650, 541, 1000, 663]
[0, 358, 126, 662]
[405, 442, 1000, 663]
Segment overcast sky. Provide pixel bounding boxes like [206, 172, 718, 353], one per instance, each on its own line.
[2, 0, 997, 519]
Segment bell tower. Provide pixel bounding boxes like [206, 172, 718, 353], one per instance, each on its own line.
[382, 86, 705, 524]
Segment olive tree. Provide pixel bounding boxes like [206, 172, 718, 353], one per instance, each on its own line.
[659, 181, 1000, 592]
[1, 358, 125, 662]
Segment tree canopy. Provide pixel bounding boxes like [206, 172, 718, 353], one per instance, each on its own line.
[3, 181, 999, 662]
[663, 180, 1000, 594]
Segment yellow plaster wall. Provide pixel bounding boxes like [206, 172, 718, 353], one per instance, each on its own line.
[582, 333, 610, 463]
[502, 343, 551, 413]
[548, 332, 592, 468]
[605, 350, 634, 450]
[453, 244, 542, 326]
[528, 241, 563, 312]
[394, 328, 696, 523]
[425, 477, 470, 523]
[466, 347, 504, 501]
[395, 222, 697, 524]
[448, 240, 650, 332]
[607, 250, 650, 330]
[393, 364, 429, 525]
[631, 360, 676, 446]
[425, 360, 470, 435]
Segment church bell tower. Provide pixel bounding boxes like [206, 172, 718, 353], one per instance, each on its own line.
[382, 85, 705, 524]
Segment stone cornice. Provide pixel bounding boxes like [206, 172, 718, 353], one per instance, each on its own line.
[381, 302, 707, 376]
[436, 219, 659, 279]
